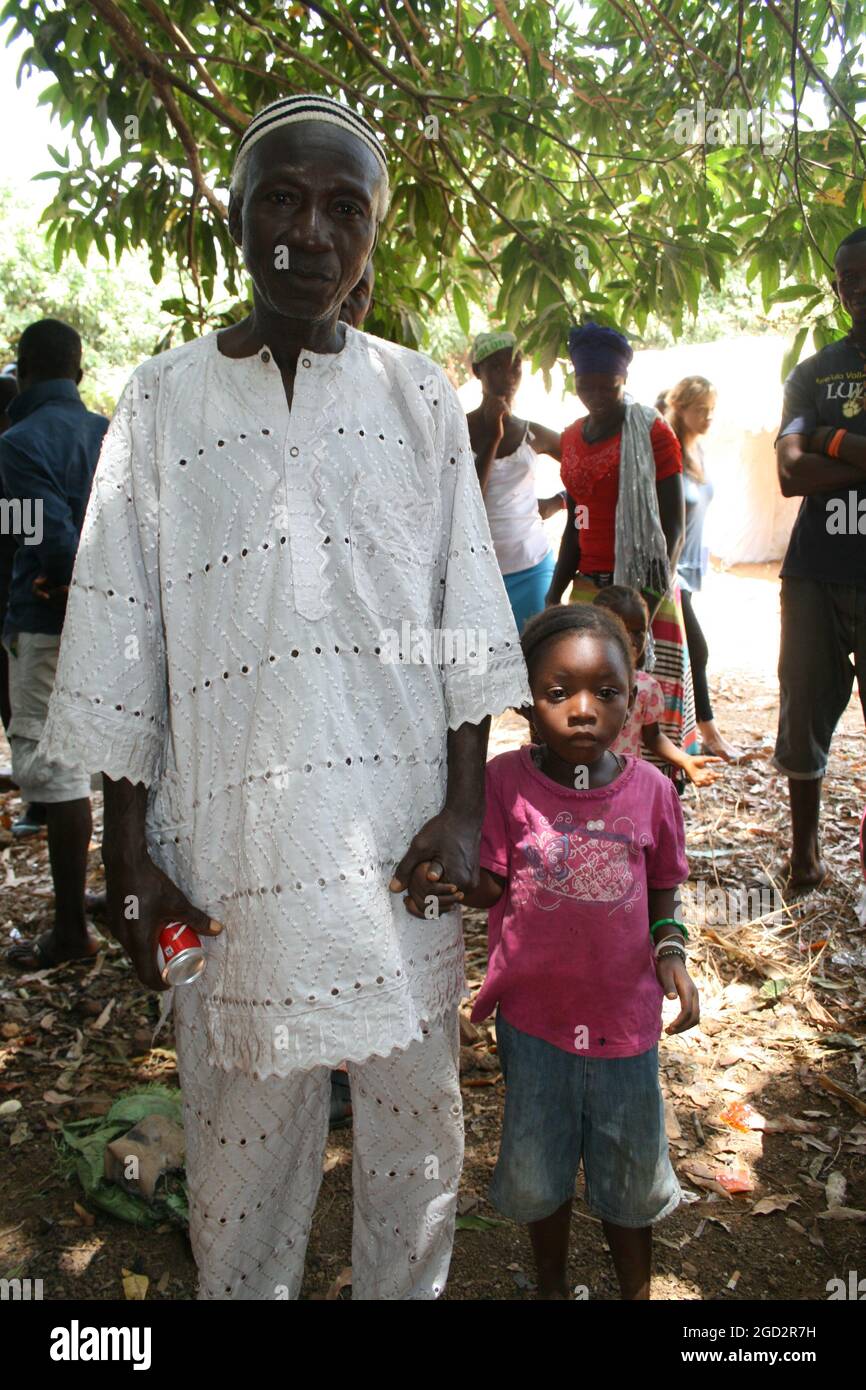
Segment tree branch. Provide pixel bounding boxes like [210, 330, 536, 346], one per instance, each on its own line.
[491, 0, 610, 108]
[765, 0, 866, 164]
[136, 0, 248, 125]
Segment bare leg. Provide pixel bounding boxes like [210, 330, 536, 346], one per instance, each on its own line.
[528, 1198, 572, 1299]
[7, 797, 98, 967]
[602, 1219, 651, 1300]
[788, 777, 825, 886]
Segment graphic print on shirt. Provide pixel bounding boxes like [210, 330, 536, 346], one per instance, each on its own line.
[518, 809, 648, 916]
[814, 369, 866, 418]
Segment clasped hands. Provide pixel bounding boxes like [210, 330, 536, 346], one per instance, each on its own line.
[389, 807, 481, 918]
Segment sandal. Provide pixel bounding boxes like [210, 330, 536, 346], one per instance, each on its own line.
[6, 928, 101, 971]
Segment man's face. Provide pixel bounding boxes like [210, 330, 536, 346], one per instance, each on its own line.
[834, 243, 866, 326]
[229, 123, 382, 324]
[339, 259, 375, 328]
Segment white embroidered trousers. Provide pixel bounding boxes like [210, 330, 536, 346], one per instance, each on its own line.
[174, 993, 463, 1300]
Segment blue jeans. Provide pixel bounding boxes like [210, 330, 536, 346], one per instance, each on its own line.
[489, 1010, 682, 1227]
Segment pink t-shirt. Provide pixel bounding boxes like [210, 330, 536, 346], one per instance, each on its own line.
[470, 745, 688, 1057]
[612, 669, 665, 758]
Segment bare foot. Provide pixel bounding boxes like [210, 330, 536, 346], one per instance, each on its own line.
[751, 859, 827, 894]
[697, 721, 741, 762]
[6, 928, 101, 970]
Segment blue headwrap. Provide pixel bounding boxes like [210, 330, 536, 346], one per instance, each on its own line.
[568, 321, 633, 376]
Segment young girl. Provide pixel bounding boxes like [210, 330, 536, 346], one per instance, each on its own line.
[593, 585, 721, 789]
[402, 604, 700, 1300]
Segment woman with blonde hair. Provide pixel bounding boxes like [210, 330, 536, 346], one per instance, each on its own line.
[661, 376, 739, 761]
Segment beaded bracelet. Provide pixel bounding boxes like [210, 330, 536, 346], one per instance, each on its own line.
[650, 917, 688, 941]
[654, 936, 686, 959]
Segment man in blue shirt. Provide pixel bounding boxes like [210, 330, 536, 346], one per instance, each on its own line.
[774, 229, 866, 889]
[1, 319, 108, 968]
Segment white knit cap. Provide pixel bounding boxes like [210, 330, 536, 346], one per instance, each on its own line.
[230, 93, 388, 195]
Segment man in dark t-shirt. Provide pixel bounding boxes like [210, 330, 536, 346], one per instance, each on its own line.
[774, 228, 866, 887]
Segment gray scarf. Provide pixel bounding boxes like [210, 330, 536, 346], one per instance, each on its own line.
[614, 399, 671, 597]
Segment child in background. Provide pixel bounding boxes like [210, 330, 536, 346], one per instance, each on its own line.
[400, 603, 700, 1299]
[593, 585, 721, 789]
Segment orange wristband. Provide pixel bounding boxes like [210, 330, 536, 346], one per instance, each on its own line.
[827, 429, 846, 458]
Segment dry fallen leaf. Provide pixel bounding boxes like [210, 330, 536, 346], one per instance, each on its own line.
[73, 1202, 95, 1227]
[815, 1073, 866, 1119]
[324, 1266, 352, 1300]
[121, 1269, 149, 1300]
[825, 1171, 847, 1210]
[761, 1115, 819, 1134]
[803, 993, 838, 1027]
[816, 1207, 866, 1222]
[664, 1100, 682, 1140]
[751, 1194, 801, 1215]
[91, 998, 115, 1031]
[42, 1090, 76, 1106]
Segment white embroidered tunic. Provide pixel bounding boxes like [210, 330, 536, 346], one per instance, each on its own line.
[41, 327, 530, 1077]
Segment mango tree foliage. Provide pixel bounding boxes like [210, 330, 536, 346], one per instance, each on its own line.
[4, 0, 866, 375]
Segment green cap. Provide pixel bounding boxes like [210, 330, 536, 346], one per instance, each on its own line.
[470, 330, 517, 365]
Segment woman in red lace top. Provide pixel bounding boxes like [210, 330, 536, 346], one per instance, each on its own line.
[548, 322, 699, 777]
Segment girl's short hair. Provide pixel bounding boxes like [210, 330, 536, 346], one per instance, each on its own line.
[521, 602, 634, 687]
[592, 584, 649, 628]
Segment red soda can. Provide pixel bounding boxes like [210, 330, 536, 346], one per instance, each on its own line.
[157, 921, 205, 986]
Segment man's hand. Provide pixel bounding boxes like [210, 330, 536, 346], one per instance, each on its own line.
[32, 575, 69, 613]
[656, 955, 700, 1034]
[389, 808, 482, 917]
[104, 850, 219, 991]
[401, 859, 464, 919]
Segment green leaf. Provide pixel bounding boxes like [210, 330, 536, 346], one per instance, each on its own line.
[759, 977, 790, 1000]
[781, 326, 809, 380]
[452, 282, 470, 336]
[769, 283, 822, 304]
[455, 1214, 506, 1232]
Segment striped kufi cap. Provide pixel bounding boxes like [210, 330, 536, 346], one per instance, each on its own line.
[230, 94, 388, 194]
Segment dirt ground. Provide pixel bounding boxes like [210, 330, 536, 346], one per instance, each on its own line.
[1, 564, 865, 1301]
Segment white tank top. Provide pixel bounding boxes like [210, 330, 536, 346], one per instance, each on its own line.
[478, 425, 552, 576]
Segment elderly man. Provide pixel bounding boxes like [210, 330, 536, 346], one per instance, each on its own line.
[41, 94, 528, 1300]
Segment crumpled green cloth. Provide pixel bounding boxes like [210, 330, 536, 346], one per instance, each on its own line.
[58, 1085, 188, 1227]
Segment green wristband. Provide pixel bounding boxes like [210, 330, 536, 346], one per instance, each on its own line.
[650, 917, 689, 941]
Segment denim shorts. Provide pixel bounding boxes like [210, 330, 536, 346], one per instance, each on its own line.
[489, 1010, 682, 1228]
